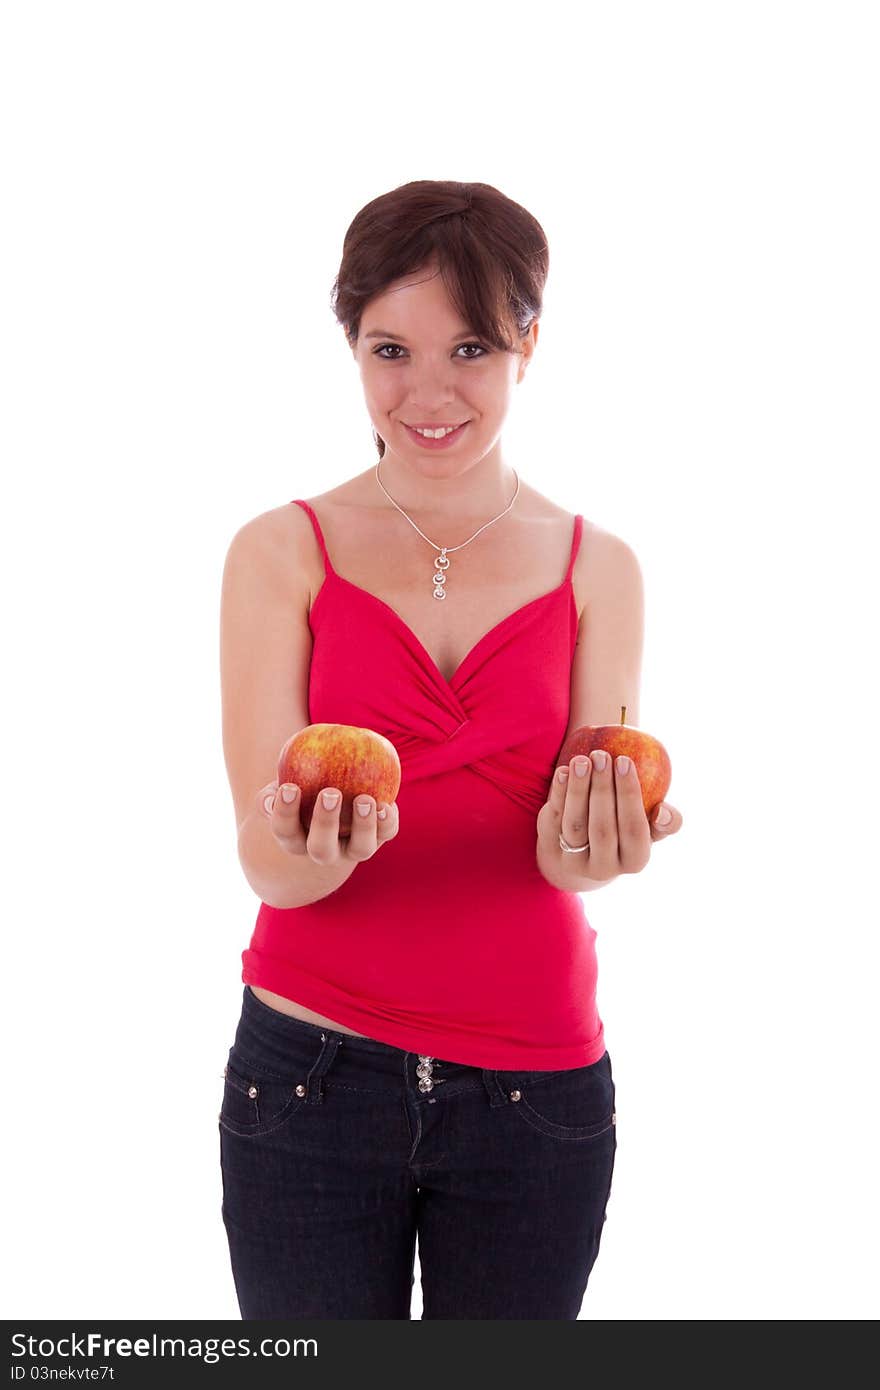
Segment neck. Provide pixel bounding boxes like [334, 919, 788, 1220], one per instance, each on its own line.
[374, 449, 519, 522]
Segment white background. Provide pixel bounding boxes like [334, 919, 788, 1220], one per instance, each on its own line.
[3, 1, 877, 1321]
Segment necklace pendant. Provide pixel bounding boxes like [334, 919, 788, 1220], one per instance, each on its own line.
[433, 547, 449, 601]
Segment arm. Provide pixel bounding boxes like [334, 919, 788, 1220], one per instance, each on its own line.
[220, 508, 351, 909]
[536, 529, 646, 891]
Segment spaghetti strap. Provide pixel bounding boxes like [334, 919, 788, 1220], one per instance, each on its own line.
[290, 498, 335, 576]
[563, 515, 583, 584]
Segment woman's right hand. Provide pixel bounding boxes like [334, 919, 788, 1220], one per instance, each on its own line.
[255, 780, 400, 865]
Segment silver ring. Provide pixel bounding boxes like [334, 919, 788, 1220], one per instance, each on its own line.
[559, 832, 589, 853]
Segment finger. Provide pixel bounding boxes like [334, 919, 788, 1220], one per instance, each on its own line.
[259, 779, 279, 818]
[613, 754, 651, 872]
[342, 796, 400, 858]
[649, 802, 683, 839]
[267, 781, 309, 856]
[342, 794, 379, 862]
[306, 786, 344, 865]
[560, 754, 592, 849]
[375, 799, 400, 843]
[537, 762, 572, 849]
[548, 761, 572, 821]
[585, 749, 618, 879]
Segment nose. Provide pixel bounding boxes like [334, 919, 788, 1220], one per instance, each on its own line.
[403, 359, 465, 409]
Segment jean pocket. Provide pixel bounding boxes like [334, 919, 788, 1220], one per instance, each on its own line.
[219, 1050, 311, 1138]
[503, 1051, 616, 1142]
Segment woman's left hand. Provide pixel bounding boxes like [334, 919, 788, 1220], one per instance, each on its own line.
[535, 751, 684, 887]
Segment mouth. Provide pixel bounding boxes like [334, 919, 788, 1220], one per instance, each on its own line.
[402, 420, 471, 448]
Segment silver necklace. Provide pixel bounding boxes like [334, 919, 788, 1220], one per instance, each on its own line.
[374, 459, 520, 601]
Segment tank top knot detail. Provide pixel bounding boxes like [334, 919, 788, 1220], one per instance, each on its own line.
[290, 499, 583, 820]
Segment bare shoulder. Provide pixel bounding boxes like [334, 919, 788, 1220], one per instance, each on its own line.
[232, 498, 308, 552]
[227, 500, 316, 604]
[576, 517, 641, 616]
[521, 483, 637, 620]
[233, 481, 638, 620]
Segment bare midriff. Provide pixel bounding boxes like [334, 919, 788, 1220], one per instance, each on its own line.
[250, 984, 373, 1038]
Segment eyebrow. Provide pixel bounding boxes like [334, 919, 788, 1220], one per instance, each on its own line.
[364, 329, 476, 342]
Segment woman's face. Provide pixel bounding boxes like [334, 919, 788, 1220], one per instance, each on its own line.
[351, 263, 538, 478]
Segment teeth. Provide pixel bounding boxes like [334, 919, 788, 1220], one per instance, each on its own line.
[413, 424, 460, 438]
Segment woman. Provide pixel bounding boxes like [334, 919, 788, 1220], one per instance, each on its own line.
[217, 179, 683, 1319]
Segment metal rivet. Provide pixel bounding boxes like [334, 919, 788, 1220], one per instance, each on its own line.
[509, 1089, 521, 1102]
[320, 1032, 326, 1041]
[247, 1085, 258, 1099]
[296, 1083, 306, 1097]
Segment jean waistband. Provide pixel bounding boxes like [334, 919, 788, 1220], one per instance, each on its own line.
[235, 985, 523, 1107]
[243, 984, 422, 1056]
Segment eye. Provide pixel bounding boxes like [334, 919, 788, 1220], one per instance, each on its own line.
[373, 342, 488, 360]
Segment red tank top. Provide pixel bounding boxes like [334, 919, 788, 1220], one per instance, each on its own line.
[240, 499, 606, 1069]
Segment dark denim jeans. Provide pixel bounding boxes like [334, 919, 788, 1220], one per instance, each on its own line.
[219, 984, 617, 1319]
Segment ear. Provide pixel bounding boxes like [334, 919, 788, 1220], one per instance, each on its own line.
[517, 319, 539, 381]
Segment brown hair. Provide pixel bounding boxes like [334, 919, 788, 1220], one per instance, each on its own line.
[330, 180, 550, 459]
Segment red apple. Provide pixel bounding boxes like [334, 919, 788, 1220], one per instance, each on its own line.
[558, 706, 671, 818]
[277, 723, 401, 839]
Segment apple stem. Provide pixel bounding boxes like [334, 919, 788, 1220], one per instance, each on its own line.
[621, 705, 627, 725]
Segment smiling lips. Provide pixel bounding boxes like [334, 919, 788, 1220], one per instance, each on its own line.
[403, 420, 470, 448]
[406, 421, 468, 431]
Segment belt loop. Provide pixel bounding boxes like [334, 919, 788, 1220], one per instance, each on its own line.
[305, 1032, 342, 1105]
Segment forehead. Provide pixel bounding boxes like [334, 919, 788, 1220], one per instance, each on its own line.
[363, 267, 468, 327]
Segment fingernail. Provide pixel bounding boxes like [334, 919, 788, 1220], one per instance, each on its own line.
[356, 799, 371, 816]
[322, 790, 340, 809]
[263, 793, 276, 815]
[377, 805, 388, 820]
[657, 805, 672, 826]
[557, 767, 569, 783]
[592, 751, 607, 771]
[616, 756, 630, 775]
[574, 757, 589, 778]
[280, 784, 298, 804]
